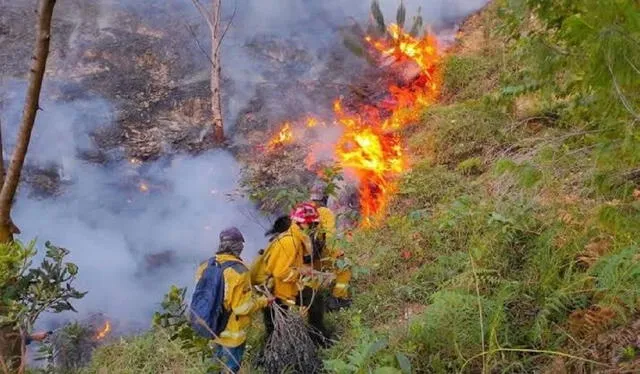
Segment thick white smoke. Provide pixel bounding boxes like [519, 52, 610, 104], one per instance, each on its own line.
[1, 80, 268, 328]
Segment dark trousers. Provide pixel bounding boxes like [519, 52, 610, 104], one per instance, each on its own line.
[213, 343, 245, 373]
[263, 288, 329, 344]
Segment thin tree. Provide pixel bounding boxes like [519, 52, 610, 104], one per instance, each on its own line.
[191, 0, 228, 144]
[0, 1, 57, 370]
[0, 0, 55, 243]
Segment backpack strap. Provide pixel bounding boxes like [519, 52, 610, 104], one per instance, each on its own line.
[217, 259, 248, 274]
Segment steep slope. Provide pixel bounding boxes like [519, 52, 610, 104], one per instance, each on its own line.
[324, 1, 640, 373]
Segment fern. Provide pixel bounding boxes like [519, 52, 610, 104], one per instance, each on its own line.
[590, 246, 640, 316]
[324, 337, 410, 374]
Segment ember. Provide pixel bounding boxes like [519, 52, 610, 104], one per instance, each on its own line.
[138, 182, 149, 193]
[95, 320, 111, 340]
[306, 117, 319, 128]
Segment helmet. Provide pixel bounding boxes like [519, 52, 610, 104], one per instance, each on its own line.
[219, 226, 245, 243]
[310, 180, 328, 202]
[290, 202, 320, 224]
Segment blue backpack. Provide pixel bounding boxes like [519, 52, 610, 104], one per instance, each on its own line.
[189, 258, 244, 339]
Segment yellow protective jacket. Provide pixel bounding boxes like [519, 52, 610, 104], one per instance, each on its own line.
[250, 224, 311, 303]
[317, 206, 341, 259]
[195, 254, 267, 347]
[316, 205, 352, 298]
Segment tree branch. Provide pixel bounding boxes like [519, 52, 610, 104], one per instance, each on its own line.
[215, 0, 237, 55]
[191, 0, 214, 32]
[185, 23, 215, 66]
[0, 0, 56, 241]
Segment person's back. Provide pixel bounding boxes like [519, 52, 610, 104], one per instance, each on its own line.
[196, 254, 266, 348]
[195, 227, 269, 374]
[258, 222, 308, 303]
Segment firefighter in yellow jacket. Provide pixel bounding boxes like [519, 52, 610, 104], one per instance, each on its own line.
[251, 203, 332, 344]
[310, 181, 353, 311]
[195, 227, 272, 373]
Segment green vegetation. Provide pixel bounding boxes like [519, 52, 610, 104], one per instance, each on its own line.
[81, 331, 208, 374]
[1, 240, 85, 372]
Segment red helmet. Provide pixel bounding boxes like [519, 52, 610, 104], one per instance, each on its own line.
[290, 202, 320, 224]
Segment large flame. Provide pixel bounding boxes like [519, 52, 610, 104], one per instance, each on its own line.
[335, 24, 440, 225]
[265, 24, 440, 225]
[95, 320, 111, 340]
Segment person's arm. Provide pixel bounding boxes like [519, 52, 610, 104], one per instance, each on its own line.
[228, 273, 270, 316]
[24, 331, 51, 345]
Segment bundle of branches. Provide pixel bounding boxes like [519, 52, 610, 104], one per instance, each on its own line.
[262, 302, 323, 374]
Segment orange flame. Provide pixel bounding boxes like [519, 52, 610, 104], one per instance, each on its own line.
[306, 117, 319, 128]
[95, 320, 111, 340]
[265, 24, 440, 225]
[331, 24, 440, 225]
[267, 122, 294, 150]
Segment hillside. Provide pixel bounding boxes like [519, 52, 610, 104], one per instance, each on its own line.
[29, 0, 640, 373]
[320, 1, 640, 373]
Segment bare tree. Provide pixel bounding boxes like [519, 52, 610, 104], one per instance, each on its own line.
[0, 118, 5, 188]
[191, 0, 225, 143]
[0, 1, 57, 369]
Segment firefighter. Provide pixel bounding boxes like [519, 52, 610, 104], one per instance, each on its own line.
[309, 181, 353, 311]
[252, 203, 330, 345]
[195, 227, 272, 373]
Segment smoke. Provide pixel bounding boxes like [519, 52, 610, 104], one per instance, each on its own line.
[1, 79, 268, 328]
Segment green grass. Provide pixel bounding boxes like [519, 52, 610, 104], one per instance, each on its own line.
[81, 331, 209, 374]
[322, 1, 640, 372]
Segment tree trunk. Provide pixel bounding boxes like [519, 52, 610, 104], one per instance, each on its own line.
[0, 0, 56, 244]
[210, 0, 224, 143]
[0, 325, 22, 374]
[0, 0, 57, 370]
[0, 117, 5, 188]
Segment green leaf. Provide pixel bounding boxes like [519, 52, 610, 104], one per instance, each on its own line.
[395, 352, 412, 374]
[396, 0, 406, 29]
[409, 7, 423, 37]
[65, 262, 79, 276]
[365, 338, 388, 360]
[374, 367, 402, 374]
[371, 0, 386, 35]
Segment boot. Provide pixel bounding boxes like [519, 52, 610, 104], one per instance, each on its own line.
[326, 296, 352, 312]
